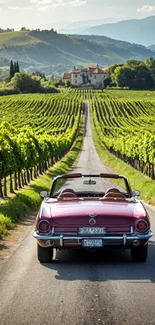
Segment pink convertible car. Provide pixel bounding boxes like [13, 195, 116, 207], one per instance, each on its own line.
[33, 173, 153, 263]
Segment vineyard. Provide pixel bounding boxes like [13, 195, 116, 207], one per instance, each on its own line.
[92, 89, 155, 179]
[0, 91, 83, 198]
[1, 88, 155, 198]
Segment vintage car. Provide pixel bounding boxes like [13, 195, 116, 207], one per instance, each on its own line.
[33, 173, 153, 263]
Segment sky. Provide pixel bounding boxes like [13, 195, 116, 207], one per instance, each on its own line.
[1, 0, 155, 30]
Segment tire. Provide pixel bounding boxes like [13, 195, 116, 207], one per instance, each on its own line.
[130, 244, 148, 262]
[37, 244, 53, 263]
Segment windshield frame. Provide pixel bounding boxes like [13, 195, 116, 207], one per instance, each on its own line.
[49, 173, 132, 198]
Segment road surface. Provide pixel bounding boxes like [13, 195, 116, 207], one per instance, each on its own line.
[0, 102, 155, 325]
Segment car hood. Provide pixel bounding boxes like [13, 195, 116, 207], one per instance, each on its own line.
[41, 199, 146, 226]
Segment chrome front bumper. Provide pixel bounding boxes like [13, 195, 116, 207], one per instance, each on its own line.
[33, 230, 153, 248]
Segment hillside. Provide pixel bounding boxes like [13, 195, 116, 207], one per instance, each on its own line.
[0, 30, 155, 76]
[74, 34, 154, 60]
[76, 16, 155, 47]
[148, 45, 155, 52]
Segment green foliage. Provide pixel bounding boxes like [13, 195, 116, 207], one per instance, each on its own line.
[11, 72, 41, 92]
[0, 130, 83, 238]
[105, 64, 124, 77]
[92, 118, 155, 205]
[103, 78, 111, 88]
[9, 60, 14, 79]
[65, 80, 71, 88]
[126, 60, 145, 68]
[91, 89, 155, 169]
[112, 61, 154, 89]
[112, 66, 134, 88]
[0, 91, 82, 182]
[9, 60, 20, 80]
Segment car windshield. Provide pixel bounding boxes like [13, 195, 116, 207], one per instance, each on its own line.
[51, 174, 131, 197]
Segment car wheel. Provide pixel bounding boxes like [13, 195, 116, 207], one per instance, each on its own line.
[37, 244, 53, 263]
[130, 244, 148, 262]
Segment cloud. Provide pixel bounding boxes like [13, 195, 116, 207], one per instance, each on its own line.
[71, 0, 86, 7]
[31, 0, 86, 11]
[8, 6, 32, 10]
[137, 5, 155, 13]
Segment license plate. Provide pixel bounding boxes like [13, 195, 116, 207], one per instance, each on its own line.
[78, 227, 106, 235]
[82, 239, 103, 248]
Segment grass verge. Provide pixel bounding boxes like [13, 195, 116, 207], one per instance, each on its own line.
[91, 117, 155, 206]
[0, 132, 83, 238]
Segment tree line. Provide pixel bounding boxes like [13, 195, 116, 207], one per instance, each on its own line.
[10, 60, 20, 79]
[105, 57, 155, 90]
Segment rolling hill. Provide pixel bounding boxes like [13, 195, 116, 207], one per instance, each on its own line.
[73, 16, 155, 47]
[0, 30, 155, 76]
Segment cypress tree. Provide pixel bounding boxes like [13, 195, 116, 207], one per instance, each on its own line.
[14, 61, 17, 74]
[16, 61, 20, 73]
[9, 60, 14, 79]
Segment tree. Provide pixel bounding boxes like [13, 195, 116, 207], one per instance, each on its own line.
[9, 60, 20, 80]
[103, 78, 111, 88]
[14, 61, 17, 74]
[145, 57, 155, 83]
[126, 60, 144, 68]
[11, 72, 41, 92]
[105, 63, 124, 77]
[132, 65, 154, 89]
[145, 57, 155, 69]
[16, 61, 20, 73]
[65, 80, 71, 87]
[32, 71, 46, 80]
[9, 60, 14, 80]
[113, 65, 154, 89]
[112, 66, 134, 88]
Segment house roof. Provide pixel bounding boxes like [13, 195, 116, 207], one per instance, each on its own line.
[72, 69, 81, 74]
[63, 73, 71, 79]
[92, 68, 106, 74]
[69, 65, 109, 76]
[71, 65, 108, 75]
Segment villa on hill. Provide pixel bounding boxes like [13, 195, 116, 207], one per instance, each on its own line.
[63, 65, 109, 88]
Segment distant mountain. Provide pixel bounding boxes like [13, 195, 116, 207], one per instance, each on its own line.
[0, 30, 154, 76]
[75, 16, 155, 47]
[148, 44, 155, 52]
[59, 17, 127, 34]
[32, 21, 70, 31]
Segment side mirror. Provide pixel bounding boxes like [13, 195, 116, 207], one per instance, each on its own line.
[133, 190, 140, 197]
[40, 191, 48, 198]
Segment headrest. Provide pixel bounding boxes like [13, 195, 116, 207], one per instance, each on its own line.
[103, 192, 126, 200]
[58, 192, 77, 200]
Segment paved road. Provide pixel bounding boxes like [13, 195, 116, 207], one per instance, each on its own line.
[0, 102, 155, 325]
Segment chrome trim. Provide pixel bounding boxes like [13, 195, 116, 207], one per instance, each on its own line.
[60, 234, 63, 247]
[33, 230, 153, 242]
[54, 231, 132, 236]
[123, 234, 127, 246]
[131, 226, 134, 234]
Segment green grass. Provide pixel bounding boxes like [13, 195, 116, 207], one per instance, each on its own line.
[0, 31, 41, 46]
[91, 113, 155, 205]
[0, 132, 83, 238]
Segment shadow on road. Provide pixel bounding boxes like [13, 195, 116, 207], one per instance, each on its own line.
[43, 240, 155, 283]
